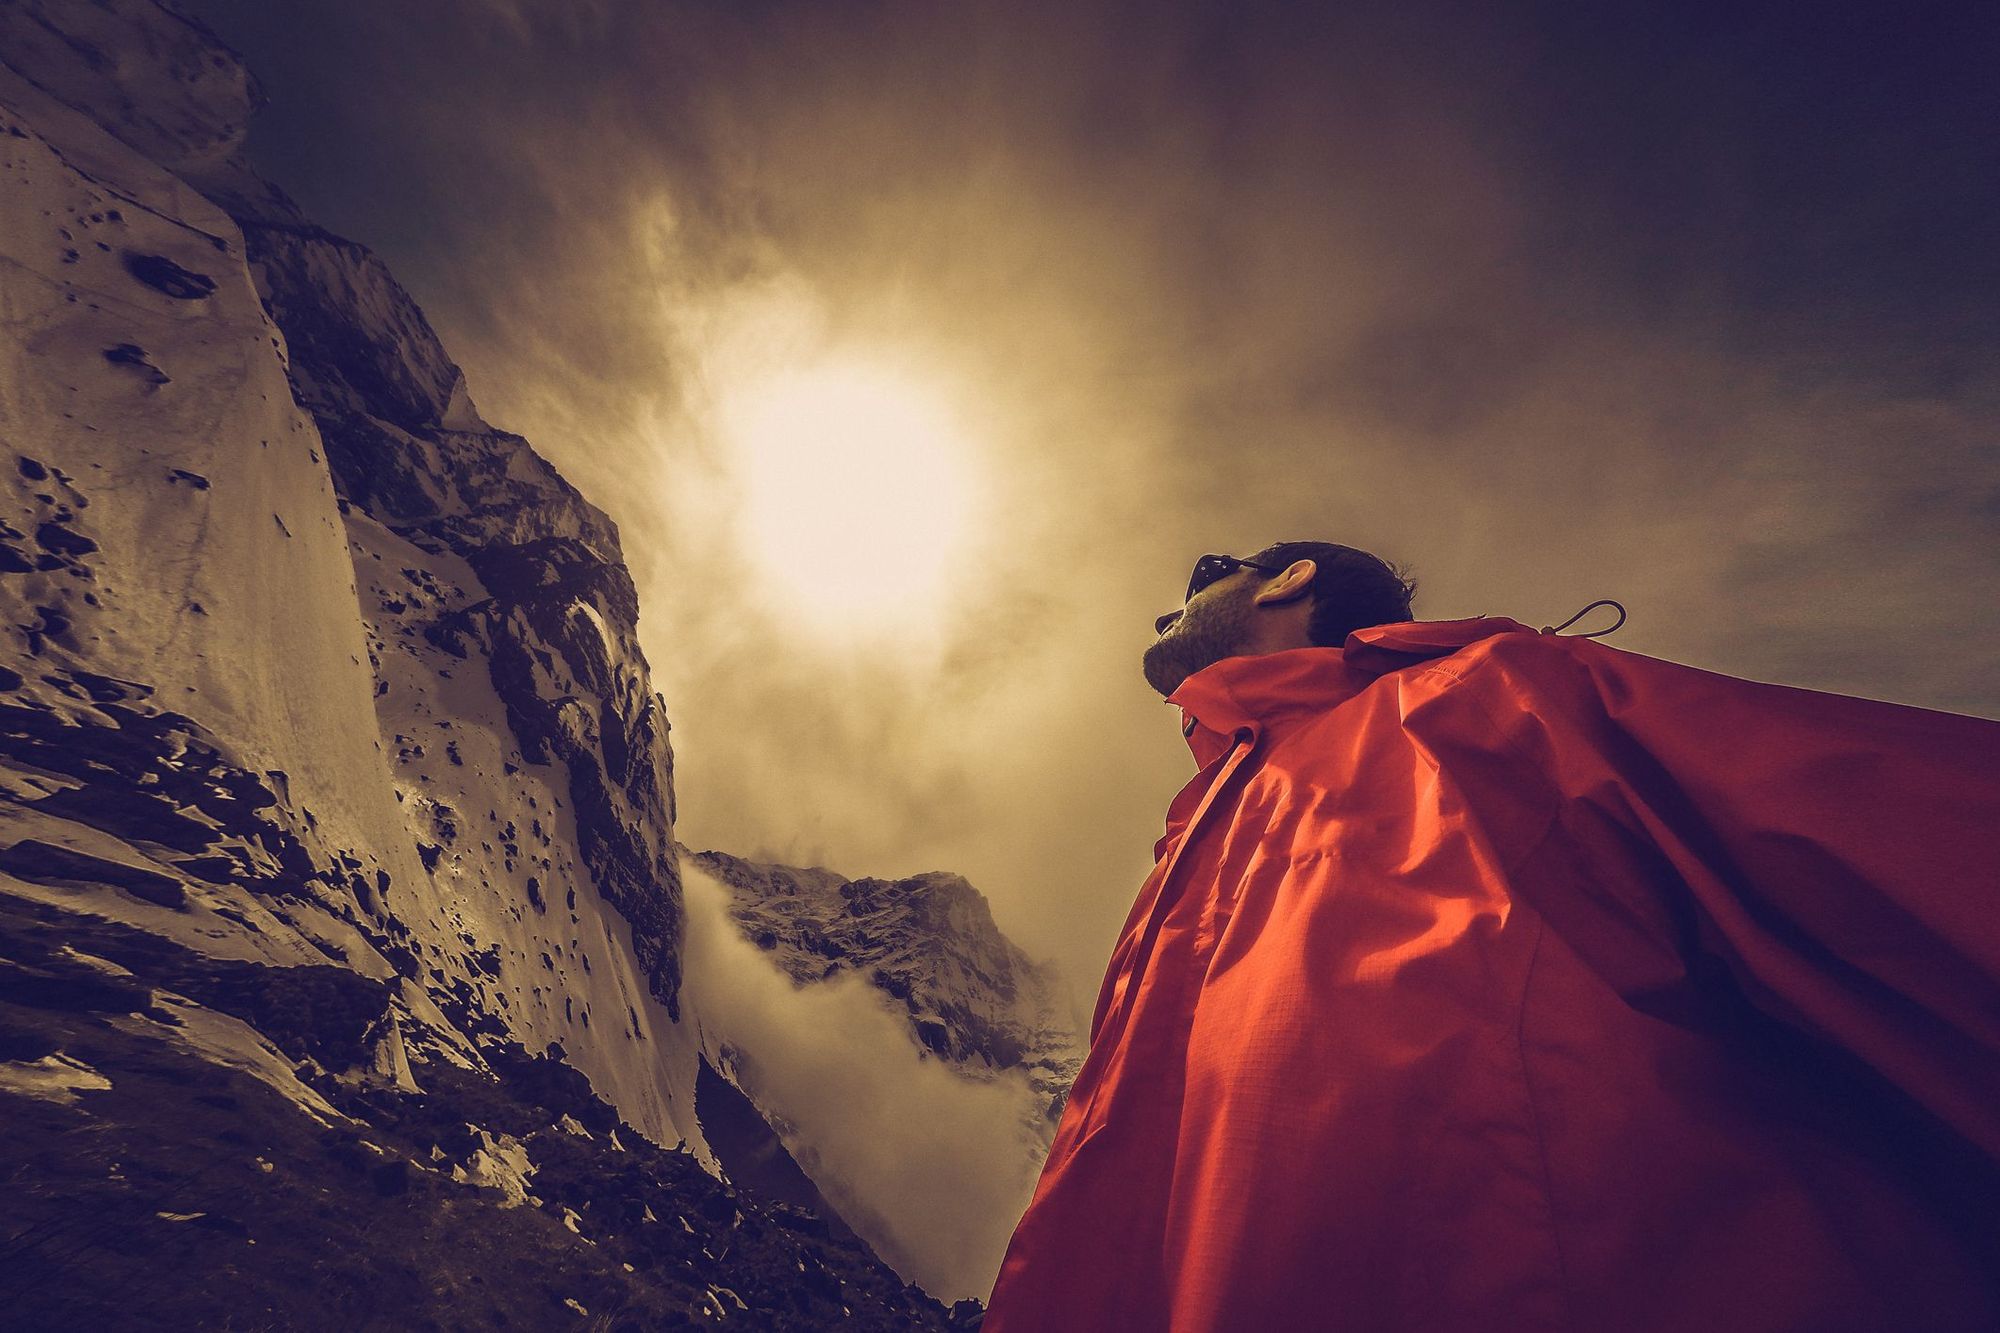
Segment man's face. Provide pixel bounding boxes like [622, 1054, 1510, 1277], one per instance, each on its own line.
[1141, 567, 1262, 698]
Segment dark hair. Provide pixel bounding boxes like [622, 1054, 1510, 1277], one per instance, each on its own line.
[1249, 541, 1418, 647]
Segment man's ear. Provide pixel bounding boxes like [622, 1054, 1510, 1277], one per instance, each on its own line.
[1252, 558, 1316, 606]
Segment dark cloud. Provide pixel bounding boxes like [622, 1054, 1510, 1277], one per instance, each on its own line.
[190, 0, 2000, 1016]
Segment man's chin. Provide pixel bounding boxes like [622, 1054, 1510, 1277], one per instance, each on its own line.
[1141, 640, 1197, 698]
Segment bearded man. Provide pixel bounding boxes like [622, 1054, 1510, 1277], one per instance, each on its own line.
[983, 540, 2000, 1333]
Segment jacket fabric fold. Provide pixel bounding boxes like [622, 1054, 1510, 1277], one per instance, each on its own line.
[984, 616, 2000, 1332]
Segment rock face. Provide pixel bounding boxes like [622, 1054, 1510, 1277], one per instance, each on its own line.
[0, 0, 697, 1155]
[690, 846, 1081, 1140]
[0, 0, 1070, 1324]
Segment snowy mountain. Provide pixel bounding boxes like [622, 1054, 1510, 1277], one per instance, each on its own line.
[0, 0, 1071, 1324]
[688, 847, 1080, 1142]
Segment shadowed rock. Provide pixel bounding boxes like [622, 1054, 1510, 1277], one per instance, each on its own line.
[0, 839, 187, 909]
[123, 251, 216, 300]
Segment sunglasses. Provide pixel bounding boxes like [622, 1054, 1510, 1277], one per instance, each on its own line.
[1184, 552, 1285, 602]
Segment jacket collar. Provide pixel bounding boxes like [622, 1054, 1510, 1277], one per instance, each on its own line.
[1167, 616, 1534, 766]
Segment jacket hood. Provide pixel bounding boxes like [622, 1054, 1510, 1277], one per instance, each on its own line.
[1167, 616, 1536, 765]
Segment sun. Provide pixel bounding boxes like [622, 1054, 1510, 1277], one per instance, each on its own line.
[719, 358, 985, 634]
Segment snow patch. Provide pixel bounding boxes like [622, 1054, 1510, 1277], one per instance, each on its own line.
[448, 1128, 538, 1208]
[111, 992, 345, 1127]
[700, 1285, 747, 1319]
[440, 373, 490, 433]
[0, 1052, 112, 1106]
[56, 945, 134, 978]
[570, 598, 612, 658]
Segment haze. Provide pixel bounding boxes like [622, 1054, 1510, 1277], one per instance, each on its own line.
[190, 0, 2000, 1021]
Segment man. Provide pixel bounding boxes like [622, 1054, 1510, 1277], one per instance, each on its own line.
[983, 541, 2000, 1332]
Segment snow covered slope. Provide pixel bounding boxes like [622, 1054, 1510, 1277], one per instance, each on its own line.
[0, 0, 705, 1162]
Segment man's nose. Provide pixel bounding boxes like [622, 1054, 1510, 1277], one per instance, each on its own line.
[1155, 609, 1181, 635]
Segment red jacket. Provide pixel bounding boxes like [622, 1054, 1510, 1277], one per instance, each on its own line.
[985, 617, 2000, 1332]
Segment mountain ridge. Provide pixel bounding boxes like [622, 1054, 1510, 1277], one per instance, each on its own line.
[688, 845, 1080, 1141]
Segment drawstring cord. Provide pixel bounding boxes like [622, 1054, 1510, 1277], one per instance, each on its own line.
[1541, 599, 1626, 637]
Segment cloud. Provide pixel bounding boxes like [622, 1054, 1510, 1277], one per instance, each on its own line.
[193, 0, 2000, 1022]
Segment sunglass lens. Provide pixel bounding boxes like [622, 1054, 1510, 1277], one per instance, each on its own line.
[1185, 555, 1233, 601]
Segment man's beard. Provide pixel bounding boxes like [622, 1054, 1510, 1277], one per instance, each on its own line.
[1141, 583, 1258, 697]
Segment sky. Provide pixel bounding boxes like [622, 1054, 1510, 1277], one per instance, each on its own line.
[188, 0, 2000, 1021]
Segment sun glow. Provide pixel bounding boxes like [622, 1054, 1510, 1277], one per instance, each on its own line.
[720, 358, 985, 633]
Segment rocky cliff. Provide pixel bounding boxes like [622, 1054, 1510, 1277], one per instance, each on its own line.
[0, 0, 700, 1159]
[0, 0, 1069, 1324]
